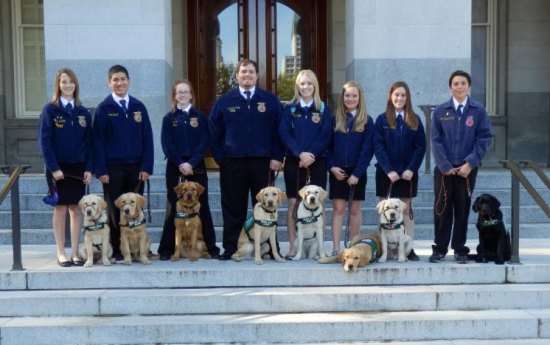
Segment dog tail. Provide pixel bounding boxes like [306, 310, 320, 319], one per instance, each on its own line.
[318, 255, 340, 264]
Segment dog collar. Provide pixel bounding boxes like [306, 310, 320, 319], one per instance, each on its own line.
[120, 218, 146, 228]
[175, 212, 199, 219]
[303, 205, 319, 213]
[352, 238, 378, 263]
[82, 222, 106, 233]
[260, 206, 277, 214]
[380, 221, 404, 230]
[480, 218, 502, 227]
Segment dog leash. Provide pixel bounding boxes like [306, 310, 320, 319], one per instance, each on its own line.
[268, 169, 280, 187]
[344, 184, 355, 248]
[133, 179, 152, 223]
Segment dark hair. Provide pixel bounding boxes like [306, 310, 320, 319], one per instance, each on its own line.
[385, 81, 418, 130]
[448, 70, 471, 87]
[51, 68, 81, 107]
[235, 59, 258, 74]
[108, 64, 129, 80]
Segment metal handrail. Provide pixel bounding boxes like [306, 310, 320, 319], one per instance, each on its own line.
[0, 164, 31, 271]
[500, 160, 550, 264]
[520, 160, 550, 190]
[419, 105, 436, 174]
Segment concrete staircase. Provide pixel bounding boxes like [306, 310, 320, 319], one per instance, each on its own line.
[1, 169, 550, 244]
[1, 169, 550, 344]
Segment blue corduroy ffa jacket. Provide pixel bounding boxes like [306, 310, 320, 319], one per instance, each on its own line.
[327, 115, 375, 178]
[208, 87, 284, 165]
[161, 106, 208, 168]
[92, 95, 154, 177]
[279, 101, 332, 158]
[38, 102, 93, 173]
[374, 112, 426, 175]
[431, 97, 492, 174]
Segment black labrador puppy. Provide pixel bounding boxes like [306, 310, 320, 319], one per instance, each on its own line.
[471, 194, 511, 265]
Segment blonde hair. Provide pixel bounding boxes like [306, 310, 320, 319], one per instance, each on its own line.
[334, 80, 368, 133]
[290, 69, 322, 110]
[51, 68, 81, 107]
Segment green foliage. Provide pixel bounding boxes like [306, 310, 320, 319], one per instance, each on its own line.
[276, 72, 296, 103]
[216, 62, 237, 97]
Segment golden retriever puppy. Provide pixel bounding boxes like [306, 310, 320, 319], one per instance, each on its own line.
[171, 181, 210, 261]
[319, 232, 382, 272]
[115, 192, 152, 265]
[377, 198, 411, 263]
[232, 186, 286, 265]
[78, 194, 113, 267]
[293, 185, 327, 261]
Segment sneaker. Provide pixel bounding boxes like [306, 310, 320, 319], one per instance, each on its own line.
[331, 250, 340, 256]
[407, 249, 420, 261]
[429, 252, 445, 263]
[454, 253, 468, 264]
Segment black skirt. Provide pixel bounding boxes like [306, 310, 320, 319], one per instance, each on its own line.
[283, 157, 327, 198]
[329, 167, 367, 200]
[375, 168, 418, 198]
[46, 163, 86, 205]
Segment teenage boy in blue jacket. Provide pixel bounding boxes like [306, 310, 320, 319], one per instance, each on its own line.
[429, 70, 492, 264]
[209, 59, 284, 260]
[93, 64, 154, 260]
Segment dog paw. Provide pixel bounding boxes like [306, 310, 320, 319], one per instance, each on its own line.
[398, 257, 407, 263]
[255, 259, 263, 265]
[123, 260, 132, 265]
[275, 257, 285, 263]
[84, 261, 93, 268]
[291, 256, 300, 261]
[102, 260, 111, 266]
[378, 256, 387, 263]
[141, 258, 152, 265]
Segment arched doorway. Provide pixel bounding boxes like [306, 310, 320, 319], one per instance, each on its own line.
[187, 0, 328, 113]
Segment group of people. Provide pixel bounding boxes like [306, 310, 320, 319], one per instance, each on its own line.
[38, 59, 492, 267]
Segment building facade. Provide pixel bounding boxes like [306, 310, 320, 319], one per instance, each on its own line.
[0, 0, 549, 173]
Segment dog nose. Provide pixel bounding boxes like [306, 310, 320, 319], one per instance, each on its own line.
[124, 209, 130, 215]
[267, 200, 274, 207]
[86, 210, 92, 216]
[347, 264, 354, 270]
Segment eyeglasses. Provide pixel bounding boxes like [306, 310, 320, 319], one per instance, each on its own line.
[176, 91, 190, 95]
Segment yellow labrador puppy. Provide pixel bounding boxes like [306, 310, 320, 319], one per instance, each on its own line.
[319, 232, 381, 272]
[115, 192, 152, 265]
[78, 194, 113, 267]
[293, 185, 327, 261]
[377, 198, 411, 263]
[232, 186, 286, 265]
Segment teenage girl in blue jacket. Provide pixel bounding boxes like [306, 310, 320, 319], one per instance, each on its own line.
[374, 81, 426, 261]
[38, 68, 93, 267]
[327, 81, 374, 255]
[279, 69, 332, 258]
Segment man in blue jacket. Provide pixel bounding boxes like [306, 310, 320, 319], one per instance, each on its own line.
[93, 65, 154, 260]
[209, 59, 284, 260]
[430, 70, 492, 264]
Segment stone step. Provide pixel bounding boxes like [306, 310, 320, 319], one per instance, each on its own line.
[2, 222, 550, 246]
[2, 188, 549, 212]
[1, 204, 547, 230]
[0, 309, 548, 345]
[2, 284, 550, 317]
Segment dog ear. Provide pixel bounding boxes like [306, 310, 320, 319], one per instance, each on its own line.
[491, 195, 501, 210]
[78, 197, 86, 211]
[195, 182, 205, 197]
[114, 195, 124, 209]
[99, 197, 107, 211]
[137, 194, 146, 209]
[319, 187, 328, 202]
[358, 250, 369, 267]
[376, 200, 385, 214]
[256, 188, 265, 203]
[278, 190, 287, 204]
[298, 186, 306, 200]
[472, 196, 480, 213]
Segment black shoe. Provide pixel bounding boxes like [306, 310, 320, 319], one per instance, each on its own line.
[454, 253, 468, 264]
[429, 252, 445, 263]
[113, 252, 124, 261]
[57, 259, 72, 267]
[407, 249, 420, 261]
[210, 253, 220, 260]
[71, 258, 85, 266]
[159, 254, 170, 261]
[218, 252, 233, 261]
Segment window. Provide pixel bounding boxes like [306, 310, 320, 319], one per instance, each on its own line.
[471, 0, 497, 114]
[12, 0, 46, 117]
